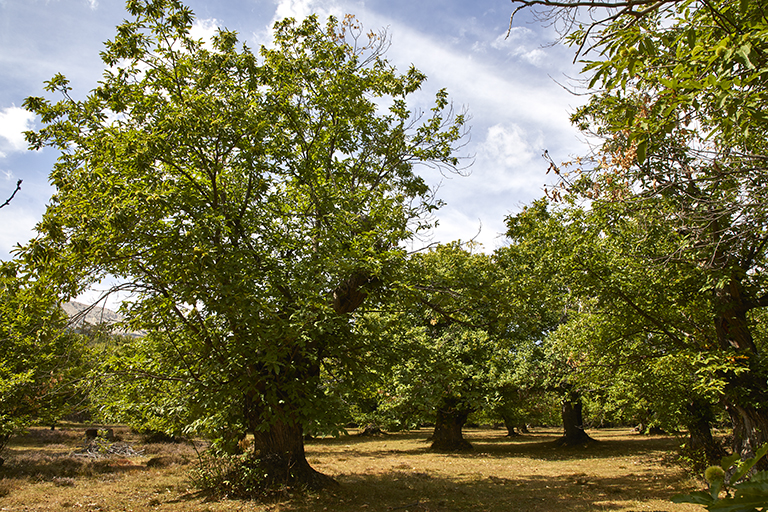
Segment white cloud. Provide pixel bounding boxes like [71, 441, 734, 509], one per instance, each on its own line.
[480, 123, 535, 169]
[191, 18, 220, 48]
[516, 47, 547, 66]
[0, 106, 34, 155]
[272, 0, 338, 22]
[87, 0, 98, 10]
[490, 27, 550, 67]
[493, 26, 533, 46]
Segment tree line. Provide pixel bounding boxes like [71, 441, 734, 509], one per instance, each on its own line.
[1, 0, 766, 496]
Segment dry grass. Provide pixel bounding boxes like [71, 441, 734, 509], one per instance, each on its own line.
[0, 426, 705, 511]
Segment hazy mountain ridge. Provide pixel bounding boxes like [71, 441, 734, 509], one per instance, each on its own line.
[62, 301, 142, 337]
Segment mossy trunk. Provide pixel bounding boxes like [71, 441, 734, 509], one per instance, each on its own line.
[430, 399, 473, 452]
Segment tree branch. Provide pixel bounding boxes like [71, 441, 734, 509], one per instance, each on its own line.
[0, 180, 22, 209]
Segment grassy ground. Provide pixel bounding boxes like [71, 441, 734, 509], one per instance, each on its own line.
[0, 426, 704, 511]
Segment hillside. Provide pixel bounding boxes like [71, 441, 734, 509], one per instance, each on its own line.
[62, 301, 142, 337]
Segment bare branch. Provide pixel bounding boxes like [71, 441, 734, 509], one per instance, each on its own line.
[508, 0, 682, 60]
[0, 179, 22, 209]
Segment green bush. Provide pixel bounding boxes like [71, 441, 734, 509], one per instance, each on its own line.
[190, 453, 271, 500]
[673, 444, 768, 511]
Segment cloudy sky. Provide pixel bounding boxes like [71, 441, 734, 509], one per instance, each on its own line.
[0, 0, 588, 265]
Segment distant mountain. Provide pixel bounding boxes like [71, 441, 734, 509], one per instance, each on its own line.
[62, 301, 123, 326]
[62, 301, 141, 337]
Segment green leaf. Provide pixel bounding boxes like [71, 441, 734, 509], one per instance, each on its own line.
[671, 491, 715, 505]
[740, 0, 749, 15]
[636, 140, 647, 164]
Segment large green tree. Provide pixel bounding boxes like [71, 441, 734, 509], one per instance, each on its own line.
[21, 0, 466, 490]
[0, 262, 87, 465]
[510, 0, 768, 463]
[497, 201, 597, 446]
[333, 244, 500, 450]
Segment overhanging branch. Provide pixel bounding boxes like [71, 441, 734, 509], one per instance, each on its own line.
[0, 179, 22, 209]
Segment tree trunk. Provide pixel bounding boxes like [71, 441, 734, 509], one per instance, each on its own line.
[685, 399, 724, 463]
[430, 399, 473, 452]
[714, 280, 768, 469]
[249, 417, 336, 490]
[725, 399, 768, 471]
[555, 391, 593, 446]
[501, 414, 520, 437]
[242, 361, 336, 492]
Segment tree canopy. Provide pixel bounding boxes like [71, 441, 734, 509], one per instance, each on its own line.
[510, 0, 768, 464]
[21, 0, 467, 491]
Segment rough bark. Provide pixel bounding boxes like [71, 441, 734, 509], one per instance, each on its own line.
[714, 280, 768, 469]
[725, 399, 768, 471]
[685, 399, 725, 463]
[242, 355, 336, 491]
[250, 418, 337, 490]
[555, 391, 594, 446]
[430, 399, 473, 452]
[229, 270, 372, 492]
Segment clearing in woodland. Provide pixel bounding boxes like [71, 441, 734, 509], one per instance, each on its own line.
[0, 426, 704, 511]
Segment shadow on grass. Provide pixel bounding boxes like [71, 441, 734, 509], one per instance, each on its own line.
[310, 431, 429, 446]
[0, 452, 145, 481]
[5, 428, 84, 448]
[472, 438, 681, 461]
[316, 430, 681, 464]
[254, 467, 686, 512]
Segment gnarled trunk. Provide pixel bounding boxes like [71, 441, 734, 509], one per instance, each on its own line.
[725, 397, 768, 471]
[430, 398, 473, 452]
[555, 391, 593, 446]
[249, 417, 335, 490]
[242, 357, 336, 491]
[685, 399, 724, 463]
[714, 282, 768, 469]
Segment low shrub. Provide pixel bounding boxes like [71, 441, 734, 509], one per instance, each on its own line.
[189, 453, 272, 500]
[673, 443, 768, 511]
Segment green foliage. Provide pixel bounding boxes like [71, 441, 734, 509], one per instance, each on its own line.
[673, 444, 768, 511]
[21, 0, 466, 479]
[190, 452, 271, 500]
[350, 244, 500, 430]
[508, 0, 768, 461]
[0, 261, 89, 455]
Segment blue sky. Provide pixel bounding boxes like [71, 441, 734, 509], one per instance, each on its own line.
[0, 0, 587, 265]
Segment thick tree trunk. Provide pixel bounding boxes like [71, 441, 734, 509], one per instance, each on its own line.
[502, 415, 520, 437]
[248, 417, 336, 491]
[430, 400, 473, 452]
[714, 281, 768, 469]
[725, 399, 768, 471]
[555, 391, 593, 446]
[242, 364, 336, 491]
[685, 399, 724, 463]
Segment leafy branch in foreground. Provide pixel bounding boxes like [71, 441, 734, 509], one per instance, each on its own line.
[673, 443, 768, 511]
